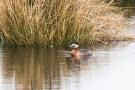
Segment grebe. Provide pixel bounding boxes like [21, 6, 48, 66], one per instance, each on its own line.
[70, 42, 92, 56]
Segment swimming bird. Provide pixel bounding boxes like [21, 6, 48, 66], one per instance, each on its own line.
[70, 42, 92, 56]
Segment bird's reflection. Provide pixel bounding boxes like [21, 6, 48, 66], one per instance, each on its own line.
[70, 55, 91, 68]
[70, 55, 81, 67]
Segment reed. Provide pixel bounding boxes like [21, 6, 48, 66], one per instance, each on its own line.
[0, 0, 133, 46]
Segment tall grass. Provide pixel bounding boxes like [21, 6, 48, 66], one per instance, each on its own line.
[0, 0, 133, 46]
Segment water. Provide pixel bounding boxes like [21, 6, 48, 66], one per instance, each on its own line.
[0, 40, 135, 90]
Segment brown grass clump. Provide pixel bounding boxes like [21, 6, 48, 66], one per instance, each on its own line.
[77, 0, 134, 43]
[0, 0, 133, 46]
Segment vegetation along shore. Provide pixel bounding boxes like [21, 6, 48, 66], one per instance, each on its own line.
[0, 0, 134, 47]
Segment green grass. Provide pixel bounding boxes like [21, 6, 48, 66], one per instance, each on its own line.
[0, 0, 133, 47]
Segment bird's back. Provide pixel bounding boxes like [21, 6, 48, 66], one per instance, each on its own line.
[80, 49, 92, 56]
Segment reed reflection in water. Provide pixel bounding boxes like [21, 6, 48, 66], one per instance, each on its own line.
[1, 47, 73, 90]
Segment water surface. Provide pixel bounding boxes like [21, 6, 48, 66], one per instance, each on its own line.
[0, 41, 135, 90]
